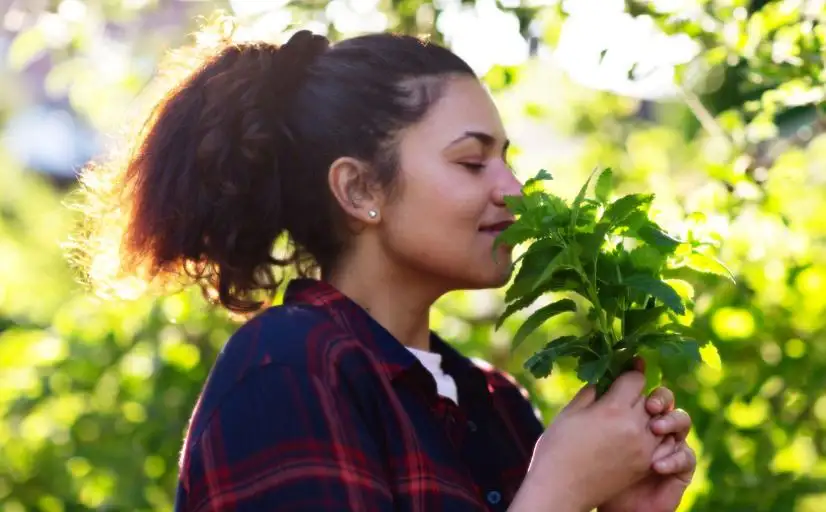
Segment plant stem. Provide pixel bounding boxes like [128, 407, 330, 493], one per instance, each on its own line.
[580, 265, 613, 352]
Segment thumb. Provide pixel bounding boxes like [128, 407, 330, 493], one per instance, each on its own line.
[564, 384, 597, 412]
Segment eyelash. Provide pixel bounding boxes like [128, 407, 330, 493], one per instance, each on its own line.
[460, 162, 485, 172]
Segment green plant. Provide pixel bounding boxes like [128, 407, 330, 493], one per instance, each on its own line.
[496, 168, 732, 395]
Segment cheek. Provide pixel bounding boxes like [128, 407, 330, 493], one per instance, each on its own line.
[381, 188, 514, 287]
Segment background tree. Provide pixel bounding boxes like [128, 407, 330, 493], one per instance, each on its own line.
[1, 0, 824, 510]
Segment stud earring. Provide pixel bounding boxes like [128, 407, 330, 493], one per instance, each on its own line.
[368, 209, 378, 219]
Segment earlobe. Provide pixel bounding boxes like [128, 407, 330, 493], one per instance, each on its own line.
[327, 156, 382, 224]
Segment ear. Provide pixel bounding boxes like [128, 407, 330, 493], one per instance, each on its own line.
[327, 156, 383, 225]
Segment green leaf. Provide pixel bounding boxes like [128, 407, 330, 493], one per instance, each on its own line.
[585, 253, 622, 286]
[512, 299, 578, 349]
[531, 245, 580, 293]
[685, 252, 736, 283]
[624, 306, 668, 337]
[574, 202, 599, 228]
[615, 209, 649, 233]
[524, 169, 554, 188]
[496, 291, 541, 329]
[524, 350, 555, 378]
[576, 230, 606, 261]
[545, 335, 588, 356]
[503, 195, 528, 215]
[623, 274, 686, 315]
[595, 252, 622, 284]
[537, 268, 588, 296]
[629, 245, 667, 274]
[639, 333, 702, 363]
[601, 193, 654, 229]
[505, 240, 564, 303]
[494, 221, 536, 250]
[663, 339, 702, 363]
[540, 194, 572, 221]
[541, 211, 571, 230]
[577, 354, 611, 384]
[596, 284, 624, 328]
[595, 168, 613, 203]
[636, 222, 682, 253]
[570, 168, 599, 233]
[523, 335, 585, 378]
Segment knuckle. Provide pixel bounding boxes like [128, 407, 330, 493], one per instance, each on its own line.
[676, 408, 692, 424]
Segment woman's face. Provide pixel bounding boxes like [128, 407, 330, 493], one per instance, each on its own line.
[378, 75, 523, 292]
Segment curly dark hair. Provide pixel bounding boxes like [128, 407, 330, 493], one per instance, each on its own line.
[70, 18, 475, 314]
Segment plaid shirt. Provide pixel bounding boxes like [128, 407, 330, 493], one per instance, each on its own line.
[175, 278, 545, 511]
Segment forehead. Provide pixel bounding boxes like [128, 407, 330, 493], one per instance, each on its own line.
[413, 76, 506, 141]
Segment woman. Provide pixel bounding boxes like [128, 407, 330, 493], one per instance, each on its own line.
[77, 25, 695, 511]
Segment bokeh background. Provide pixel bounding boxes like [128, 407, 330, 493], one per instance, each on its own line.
[1, 0, 825, 510]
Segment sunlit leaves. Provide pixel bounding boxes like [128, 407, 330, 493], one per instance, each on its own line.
[500, 167, 722, 395]
[684, 251, 737, 282]
[594, 167, 613, 203]
[524, 335, 589, 379]
[511, 299, 578, 349]
[623, 274, 686, 316]
[4, 2, 826, 510]
[601, 193, 655, 230]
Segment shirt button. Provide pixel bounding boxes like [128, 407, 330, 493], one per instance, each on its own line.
[486, 490, 502, 505]
[467, 420, 478, 432]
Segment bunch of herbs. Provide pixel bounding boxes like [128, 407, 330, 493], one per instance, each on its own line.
[495, 168, 730, 396]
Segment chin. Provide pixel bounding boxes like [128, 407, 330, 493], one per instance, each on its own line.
[458, 261, 514, 291]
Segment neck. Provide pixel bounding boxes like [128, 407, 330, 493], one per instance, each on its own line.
[326, 250, 446, 352]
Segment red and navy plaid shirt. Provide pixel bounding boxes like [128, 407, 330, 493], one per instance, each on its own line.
[175, 278, 545, 511]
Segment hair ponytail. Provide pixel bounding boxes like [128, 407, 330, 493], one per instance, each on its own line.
[74, 29, 329, 313]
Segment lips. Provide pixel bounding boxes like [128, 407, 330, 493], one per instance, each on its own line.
[479, 220, 515, 234]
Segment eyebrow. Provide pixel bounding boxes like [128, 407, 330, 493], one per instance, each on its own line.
[446, 131, 510, 156]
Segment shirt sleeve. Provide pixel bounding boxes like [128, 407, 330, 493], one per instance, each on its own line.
[178, 363, 394, 512]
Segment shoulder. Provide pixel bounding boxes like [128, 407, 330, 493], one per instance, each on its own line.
[217, 302, 366, 374]
[182, 303, 378, 447]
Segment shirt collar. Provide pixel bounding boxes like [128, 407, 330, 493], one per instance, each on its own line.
[283, 278, 481, 382]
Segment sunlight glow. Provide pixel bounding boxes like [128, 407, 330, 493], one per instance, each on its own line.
[438, 0, 529, 76]
[553, 8, 701, 98]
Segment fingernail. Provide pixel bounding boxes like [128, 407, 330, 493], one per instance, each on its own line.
[651, 398, 663, 410]
[654, 459, 670, 472]
[653, 419, 667, 431]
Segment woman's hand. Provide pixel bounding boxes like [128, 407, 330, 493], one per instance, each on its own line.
[510, 371, 659, 512]
[599, 386, 697, 512]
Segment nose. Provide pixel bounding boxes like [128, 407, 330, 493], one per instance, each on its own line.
[493, 169, 523, 206]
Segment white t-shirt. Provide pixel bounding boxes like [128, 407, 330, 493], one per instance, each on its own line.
[406, 346, 459, 405]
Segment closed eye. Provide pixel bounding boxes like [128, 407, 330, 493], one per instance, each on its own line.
[459, 162, 485, 172]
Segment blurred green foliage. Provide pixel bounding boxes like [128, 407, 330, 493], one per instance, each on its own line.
[1, 0, 825, 510]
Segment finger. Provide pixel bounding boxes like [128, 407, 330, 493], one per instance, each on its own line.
[652, 434, 677, 461]
[645, 386, 676, 416]
[652, 445, 697, 478]
[564, 385, 597, 412]
[650, 409, 692, 440]
[603, 370, 646, 407]
[633, 356, 646, 373]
